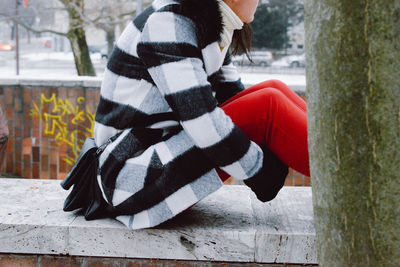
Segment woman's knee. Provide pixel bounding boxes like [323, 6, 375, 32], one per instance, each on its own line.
[255, 80, 289, 92]
[257, 87, 288, 105]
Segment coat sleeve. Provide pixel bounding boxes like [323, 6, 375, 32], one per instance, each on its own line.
[212, 52, 245, 105]
[137, 10, 263, 181]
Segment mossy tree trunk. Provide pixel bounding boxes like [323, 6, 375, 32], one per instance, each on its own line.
[305, 0, 400, 266]
[61, 0, 96, 76]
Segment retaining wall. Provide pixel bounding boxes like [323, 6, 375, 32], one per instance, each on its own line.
[0, 77, 309, 185]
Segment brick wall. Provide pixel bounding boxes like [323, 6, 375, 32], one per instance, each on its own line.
[1, 78, 100, 180]
[0, 254, 317, 266]
[0, 78, 309, 186]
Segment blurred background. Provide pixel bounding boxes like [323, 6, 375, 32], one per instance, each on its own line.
[0, 0, 308, 185]
[0, 0, 305, 78]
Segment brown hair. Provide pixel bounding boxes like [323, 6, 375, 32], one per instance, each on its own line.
[231, 23, 252, 56]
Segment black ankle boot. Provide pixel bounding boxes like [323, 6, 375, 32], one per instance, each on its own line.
[244, 148, 288, 202]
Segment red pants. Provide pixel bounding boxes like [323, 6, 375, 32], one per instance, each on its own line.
[217, 80, 310, 181]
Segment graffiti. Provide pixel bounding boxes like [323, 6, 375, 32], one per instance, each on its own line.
[30, 93, 95, 166]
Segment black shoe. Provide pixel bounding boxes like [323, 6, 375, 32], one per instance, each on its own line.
[244, 148, 288, 202]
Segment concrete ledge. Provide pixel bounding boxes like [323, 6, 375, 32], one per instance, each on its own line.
[0, 76, 102, 88]
[0, 77, 306, 93]
[0, 179, 317, 264]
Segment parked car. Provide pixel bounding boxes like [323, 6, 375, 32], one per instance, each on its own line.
[232, 51, 274, 67]
[0, 42, 13, 51]
[271, 53, 306, 68]
[285, 53, 305, 68]
[88, 45, 103, 54]
[100, 45, 109, 59]
[88, 44, 110, 58]
[284, 53, 306, 68]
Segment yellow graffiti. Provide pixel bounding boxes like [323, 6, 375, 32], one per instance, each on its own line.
[30, 93, 95, 166]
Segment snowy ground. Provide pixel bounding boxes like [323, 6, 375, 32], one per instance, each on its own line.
[0, 51, 306, 89]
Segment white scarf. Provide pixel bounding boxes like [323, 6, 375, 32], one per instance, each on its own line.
[217, 0, 244, 50]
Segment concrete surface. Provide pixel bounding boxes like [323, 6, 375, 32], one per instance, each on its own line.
[0, 178, 316, 264]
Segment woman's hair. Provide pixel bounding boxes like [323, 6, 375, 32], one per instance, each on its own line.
[231, 23, 252, 56]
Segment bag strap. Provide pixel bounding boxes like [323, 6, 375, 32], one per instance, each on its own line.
[95, 132, 122, 157]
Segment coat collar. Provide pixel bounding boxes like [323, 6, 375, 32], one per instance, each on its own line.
[179, 0, 224, 47]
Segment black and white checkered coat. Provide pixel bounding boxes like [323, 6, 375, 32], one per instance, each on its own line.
[94, 0, 264, 229]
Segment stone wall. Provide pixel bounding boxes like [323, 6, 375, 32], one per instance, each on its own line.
[0, 77, 309, 185]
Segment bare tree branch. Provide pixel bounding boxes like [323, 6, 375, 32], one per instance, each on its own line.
[65, 1, 137, 30]
[0, 12, 68, 36]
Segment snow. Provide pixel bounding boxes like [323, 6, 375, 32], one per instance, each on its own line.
[0, 51, 305, 88]
[0, 70, 305, 89]
[22, 52, 74, 61]
[21, 52, 102, 62]
[241, 72, 305, 86]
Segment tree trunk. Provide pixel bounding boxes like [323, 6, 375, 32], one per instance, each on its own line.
[67, 27, 95, 76]
[106, 29, 115, 58]
[0, 106, 8, 173]
[305, 0, 400, 266]
[63, 0, 96, 76]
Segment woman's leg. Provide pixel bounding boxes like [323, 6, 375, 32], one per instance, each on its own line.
[219, 83, 310, 178]
[220, 79, 307, 112]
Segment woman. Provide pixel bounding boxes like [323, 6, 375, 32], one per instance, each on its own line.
[63, 0, 309, 229]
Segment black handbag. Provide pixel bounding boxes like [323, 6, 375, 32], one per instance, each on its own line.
[60, 128, 166, 220]
[60, 137, 114, 220]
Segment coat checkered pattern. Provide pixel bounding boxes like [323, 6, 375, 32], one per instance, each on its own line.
[93, 0, 264, 229]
